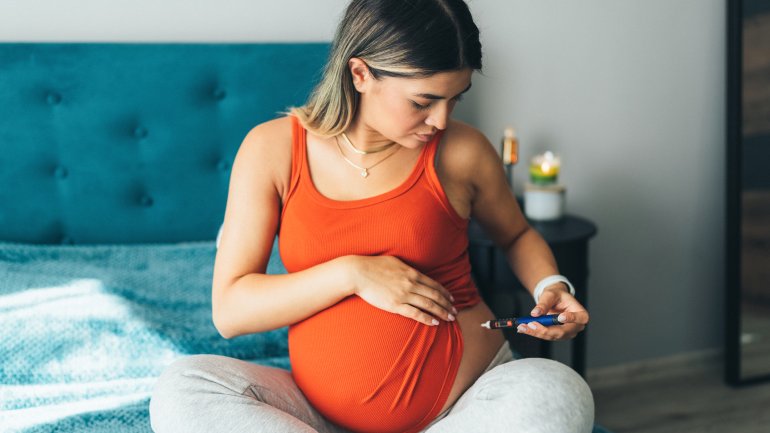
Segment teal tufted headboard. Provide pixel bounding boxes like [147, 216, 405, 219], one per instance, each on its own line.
[0, 43, 329, 244]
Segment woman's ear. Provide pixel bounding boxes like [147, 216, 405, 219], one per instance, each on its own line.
[348, 57, 372, 93]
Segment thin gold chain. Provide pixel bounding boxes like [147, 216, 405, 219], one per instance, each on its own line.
[341, 132, 397, 155]
[334, 136, 401, 178]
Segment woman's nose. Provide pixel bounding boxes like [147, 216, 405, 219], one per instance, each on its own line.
[425, 106, 449, 130]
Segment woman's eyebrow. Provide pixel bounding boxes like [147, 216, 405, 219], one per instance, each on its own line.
[413, 82, 472, 100]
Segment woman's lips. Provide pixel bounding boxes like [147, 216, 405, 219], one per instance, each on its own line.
[415, 133, 434, 142]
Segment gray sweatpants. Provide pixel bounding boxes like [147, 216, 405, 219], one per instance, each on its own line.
[149, 341, 594, 433]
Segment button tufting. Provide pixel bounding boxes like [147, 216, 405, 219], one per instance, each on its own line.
[140, 195, 154, 207]
[213, 88, 227, 101]
[134, 126, 149, 139]
[53, 166, 69, 179]
[216, 159, 230, 172]
[46, 92, 62, 105]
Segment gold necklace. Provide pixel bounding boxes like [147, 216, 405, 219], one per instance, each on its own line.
[341, 132, 397, 155]
[335, 136, 401, 178]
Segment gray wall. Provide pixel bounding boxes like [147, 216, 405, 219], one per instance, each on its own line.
[460, 0, 726, 369]
[0, 0, 726, 369]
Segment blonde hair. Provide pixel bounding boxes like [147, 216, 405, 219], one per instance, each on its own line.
[287, 0, 482, 138]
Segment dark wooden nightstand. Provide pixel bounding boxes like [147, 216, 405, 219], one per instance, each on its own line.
[467, 205, 597, 377]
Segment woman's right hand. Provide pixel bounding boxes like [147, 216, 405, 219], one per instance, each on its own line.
[347, 255, 457, 326]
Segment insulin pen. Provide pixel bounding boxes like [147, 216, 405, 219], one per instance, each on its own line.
[480, 314, 563, 329]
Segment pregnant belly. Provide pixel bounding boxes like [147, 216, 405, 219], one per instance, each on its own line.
[288, 295, 463, 433]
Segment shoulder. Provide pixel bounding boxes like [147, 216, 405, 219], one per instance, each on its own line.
[441, 119, 492, 154]
[233, 116, 293, 199]
[437, 119, 499, 184]
[241, 115, 293, 152]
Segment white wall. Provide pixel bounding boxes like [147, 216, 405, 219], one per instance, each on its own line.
[0, 0, 726, 369]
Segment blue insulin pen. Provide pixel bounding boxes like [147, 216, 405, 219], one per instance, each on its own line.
[480, 314, 562, 329]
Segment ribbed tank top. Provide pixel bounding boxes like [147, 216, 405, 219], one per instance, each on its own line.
[279, 116, 481, 433]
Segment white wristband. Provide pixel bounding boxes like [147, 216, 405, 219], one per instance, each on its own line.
[532, 275, 575, 303]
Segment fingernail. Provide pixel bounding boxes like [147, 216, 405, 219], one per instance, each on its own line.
[452, 307, 458, 315]
[528, 322, 537, 330]
[448, 314, 455, 321]
[432, 319, 439, 326]
[558, 314, 567, 323]
[531, 308, 541, 316]
[517, 325, 527, 333]
[450, 295, 455, 302]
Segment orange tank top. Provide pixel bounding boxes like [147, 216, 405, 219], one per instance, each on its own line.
[279, 116, 481, 433]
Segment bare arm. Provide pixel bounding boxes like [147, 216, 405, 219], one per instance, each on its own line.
[211, 120, 357, 337]
[459, 126, 588, 340]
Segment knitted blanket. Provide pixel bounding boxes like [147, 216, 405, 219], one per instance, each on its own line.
[0, 240, 289, 432]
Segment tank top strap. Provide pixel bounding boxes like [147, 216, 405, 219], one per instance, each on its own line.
[284, 115, 306, 207]
[421, 130, 468, 228]
[422, 130, 444, 174]
[280, 115, 306, 227]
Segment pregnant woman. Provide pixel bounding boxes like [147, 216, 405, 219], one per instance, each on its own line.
[150, 0, 593, 432]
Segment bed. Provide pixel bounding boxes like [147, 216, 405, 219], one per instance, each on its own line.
[0, 43, 611, 433]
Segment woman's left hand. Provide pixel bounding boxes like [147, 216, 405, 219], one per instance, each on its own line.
[517, 285, 589, 341]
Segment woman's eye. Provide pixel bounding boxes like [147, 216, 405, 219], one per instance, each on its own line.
[411, 95, 463, 111]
